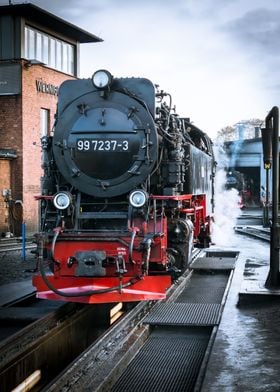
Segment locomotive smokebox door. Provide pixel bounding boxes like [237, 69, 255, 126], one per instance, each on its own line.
[53, 78, 158, 198]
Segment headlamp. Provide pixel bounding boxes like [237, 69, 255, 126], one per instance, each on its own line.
[53, 192, 71, 210]
[129, 190, 148, 208]
[92, 70, 112, 89]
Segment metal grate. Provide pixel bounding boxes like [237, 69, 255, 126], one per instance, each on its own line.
[176, 272, 229, 303]
[143, 303, 221, 326]
[190, 256, 236, 270]
[111, 329, 210, 392]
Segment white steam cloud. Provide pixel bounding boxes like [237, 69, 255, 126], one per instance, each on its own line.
[211, 145, 241, 246]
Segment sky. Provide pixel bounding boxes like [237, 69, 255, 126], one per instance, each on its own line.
[2, 0, 280, 137]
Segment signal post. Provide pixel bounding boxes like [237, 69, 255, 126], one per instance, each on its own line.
[261, 106, 280, 288]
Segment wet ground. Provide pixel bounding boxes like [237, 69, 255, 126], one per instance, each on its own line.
[201, 219, 280, 392]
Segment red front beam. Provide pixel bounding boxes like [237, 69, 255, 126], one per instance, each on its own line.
[33, 275, 171, 304]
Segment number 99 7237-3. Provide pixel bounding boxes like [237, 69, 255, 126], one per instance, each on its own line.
[76, 139, 129, 152]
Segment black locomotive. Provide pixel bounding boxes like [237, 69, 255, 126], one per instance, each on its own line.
[225, 169, 253, 208]
[33, 70, 215, 303]
[225, 170, 246, 193]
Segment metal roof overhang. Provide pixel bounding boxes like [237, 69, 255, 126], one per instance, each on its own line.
[0, 3, 103, 43]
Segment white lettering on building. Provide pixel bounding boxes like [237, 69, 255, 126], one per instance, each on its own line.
[36, 80, 59, 96]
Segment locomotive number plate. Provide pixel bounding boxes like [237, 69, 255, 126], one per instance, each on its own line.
[76, 139, 129, 152]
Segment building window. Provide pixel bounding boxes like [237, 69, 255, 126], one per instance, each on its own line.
[25, 27, 35, 59]
[40, 108, 49, 137]
[50, 38, 56, 68]
[37, 32, 43, 62]
[24, 26, 75, 75]
[42, 35, 49, 64]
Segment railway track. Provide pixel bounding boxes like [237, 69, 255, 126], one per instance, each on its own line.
[0, 297, 118, 392]
[1, 248, 238, 392]
[0, 237, 36, 253]
[46, 249, 238, 392]
[0, 249, 198, 391]
[234, 225, 270, 242]
[0, 292, 64, 342]
[1, 259, 161, 392]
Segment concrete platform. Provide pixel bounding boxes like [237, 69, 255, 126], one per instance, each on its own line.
[201, 235, 280, 392]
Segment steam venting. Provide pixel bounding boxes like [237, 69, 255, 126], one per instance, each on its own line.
[211, 144, 241, 246]
[229, 123, 244, 168]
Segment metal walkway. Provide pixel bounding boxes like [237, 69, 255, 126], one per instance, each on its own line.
[110, 251, 238, 392]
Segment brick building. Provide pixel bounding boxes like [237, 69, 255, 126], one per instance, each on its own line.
[0, 3, 102, 235]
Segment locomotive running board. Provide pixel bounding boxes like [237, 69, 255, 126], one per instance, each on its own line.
[32, 275, 171, 304]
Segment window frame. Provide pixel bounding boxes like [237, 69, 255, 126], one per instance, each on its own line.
[24, 25, 75, 75]
[40, 108, 50, 138]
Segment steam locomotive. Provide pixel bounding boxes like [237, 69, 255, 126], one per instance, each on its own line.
[225, 170, 245, 192]
[33, 70, 215, 304]
[225, 169, 251, 208]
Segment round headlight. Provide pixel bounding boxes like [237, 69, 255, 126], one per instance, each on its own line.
[129, 190, 147, 208]
[53, 192, 71, 210]
[92, 70, 112, 89]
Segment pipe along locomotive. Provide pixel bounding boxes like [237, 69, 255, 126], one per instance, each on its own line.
[33, 70, 215, 304]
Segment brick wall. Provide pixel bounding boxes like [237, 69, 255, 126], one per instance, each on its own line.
[0, 95, 23, 198]
[0, 60, 75, 235]
[22, 64, 75, 233]
[0, 92, 22, 235]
